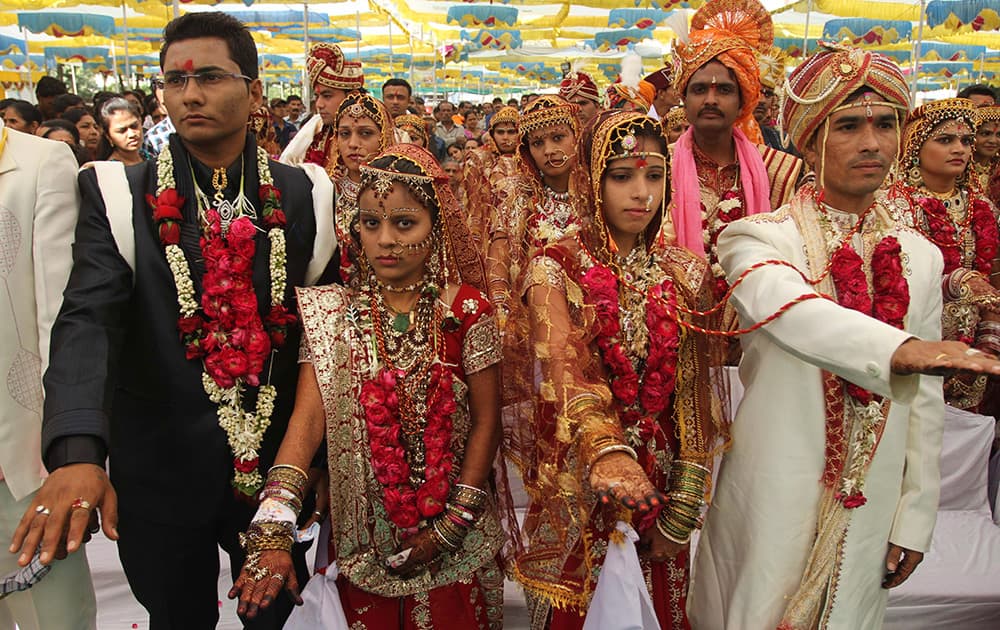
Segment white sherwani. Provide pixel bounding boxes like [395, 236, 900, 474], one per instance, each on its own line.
[688, 201, 945, 629]
[0, 125, 79, 499]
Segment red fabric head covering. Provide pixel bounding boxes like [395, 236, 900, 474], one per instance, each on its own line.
[559, 71, 601, 105]
[359, 144, 486, 291]
[673, 0, 774, 145]
[307, 43, 364, 91]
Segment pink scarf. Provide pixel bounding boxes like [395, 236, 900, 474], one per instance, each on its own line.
[670, 127, 771, 257]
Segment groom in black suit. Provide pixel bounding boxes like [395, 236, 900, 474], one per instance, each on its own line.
[10, 12, 333, 629]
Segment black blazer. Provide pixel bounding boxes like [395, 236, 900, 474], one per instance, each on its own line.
[42, 135, 320, 524]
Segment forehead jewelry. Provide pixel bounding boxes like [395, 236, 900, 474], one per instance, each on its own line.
[371, 176, 394, 200]
[345, 102, 368, 120]
[933, 121, 973, 138]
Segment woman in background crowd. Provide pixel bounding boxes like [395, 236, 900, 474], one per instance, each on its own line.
[62, 107, 101, 161]
[96, 97, 146, 165]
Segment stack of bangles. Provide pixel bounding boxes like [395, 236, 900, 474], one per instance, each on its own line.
[656, 460, 710, 545]
[430, 484, 488, 553]
[239, 464, 308, 579]
[572, 397, 639, 470]
[976, 320, 1000, 355]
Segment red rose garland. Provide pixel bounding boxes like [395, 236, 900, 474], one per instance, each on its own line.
[148, 146, 296, 495]
[579, 263, 681, 462]
[825, 236, 909, 508]
[362, 364, 457, 530]
[914, 195, 999, 276]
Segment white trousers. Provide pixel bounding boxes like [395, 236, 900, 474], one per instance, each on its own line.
[0, 481, 96, 630]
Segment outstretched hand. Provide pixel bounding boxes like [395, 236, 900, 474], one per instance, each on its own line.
[891, 339, 1000, 377]
[229, 550, 302, 619]
[589, 451, 664, 512]
[9, 463, 117, 566]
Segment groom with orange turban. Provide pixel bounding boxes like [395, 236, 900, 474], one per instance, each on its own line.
[668, 0, 802, 304]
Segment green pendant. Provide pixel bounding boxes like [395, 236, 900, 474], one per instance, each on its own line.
[391, 312, 411, 333]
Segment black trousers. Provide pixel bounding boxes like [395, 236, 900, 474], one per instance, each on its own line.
[116, 490, 309, 630]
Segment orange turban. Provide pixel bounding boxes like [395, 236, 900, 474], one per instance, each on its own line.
[673, 0, 773, 144]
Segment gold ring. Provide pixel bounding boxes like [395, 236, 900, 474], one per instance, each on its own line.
[270, 573, 285, 582]
[934, 353, 948, 361]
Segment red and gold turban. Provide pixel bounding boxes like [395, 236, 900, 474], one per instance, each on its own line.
[307, 43, 364, 91]
[782, 42, 909, 151]
[673, 0, 773, 144]
[559, 71, 601, 105]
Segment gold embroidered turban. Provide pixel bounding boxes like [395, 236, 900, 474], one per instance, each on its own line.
[782, 42, 909, 151]
[307, 43, 364, 91]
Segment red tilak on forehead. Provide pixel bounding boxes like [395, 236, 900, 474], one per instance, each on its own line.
[182, 59, 194, 72]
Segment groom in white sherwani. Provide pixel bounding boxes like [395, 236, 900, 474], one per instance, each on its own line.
[689, 43, 1000, 629]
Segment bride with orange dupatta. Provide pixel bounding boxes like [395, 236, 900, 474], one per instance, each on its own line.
[230, 144, 510, 629]
[507, 110, 728, 629]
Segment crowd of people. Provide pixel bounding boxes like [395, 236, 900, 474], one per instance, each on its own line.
[3, 2, 1000, 629]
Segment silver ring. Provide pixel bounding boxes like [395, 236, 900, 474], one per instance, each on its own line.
[270, 573, 285, 582]
[966, 348, 984, 356]
[35, 505, 50, 516]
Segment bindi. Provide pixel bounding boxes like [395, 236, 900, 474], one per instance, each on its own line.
[182, 59, 195, 72]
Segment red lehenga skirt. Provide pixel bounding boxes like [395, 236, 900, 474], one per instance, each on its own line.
[334, 559, 505, 630]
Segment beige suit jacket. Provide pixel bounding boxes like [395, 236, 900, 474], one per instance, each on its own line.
[0, 122, 80, 500]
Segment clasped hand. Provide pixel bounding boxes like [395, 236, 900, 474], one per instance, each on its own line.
[229, 550, 302, 619]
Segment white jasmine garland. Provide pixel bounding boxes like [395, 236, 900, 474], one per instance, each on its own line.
[154, 145, 289, 495]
